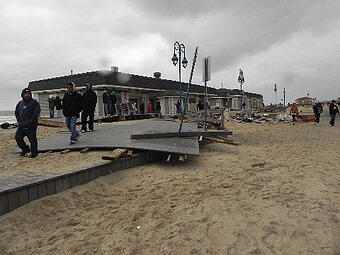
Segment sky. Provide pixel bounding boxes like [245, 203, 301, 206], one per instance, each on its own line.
[1, 0, 340, 110]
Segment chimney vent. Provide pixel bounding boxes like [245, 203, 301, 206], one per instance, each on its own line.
[154, 72, 161, 79]
[111, 66, 119, 72]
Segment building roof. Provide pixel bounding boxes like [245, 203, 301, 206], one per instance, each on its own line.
[28, 70, 217, 95]
[28, 70, 264, 99]
[217, 88, 263, 98]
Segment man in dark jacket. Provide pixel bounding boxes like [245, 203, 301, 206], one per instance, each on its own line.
[63, 82, 82, 144]
[81, 84, 97, 132]
[15, 88, 41, 158]
[329, 100, 339, 127]
[313, 102, 323, 124]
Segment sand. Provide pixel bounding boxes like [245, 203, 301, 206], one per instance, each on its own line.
[0, 121, 340, 254]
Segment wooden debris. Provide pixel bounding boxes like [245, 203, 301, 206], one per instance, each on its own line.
[102, 148, 128, 160]
[251, 162, 266, 168]
[80, 148, 90, 153]
[179, 155, 187, 162]
[127, 150, 133, 156]
[60, 149, 71, 154]
[205, 136, 240, 146]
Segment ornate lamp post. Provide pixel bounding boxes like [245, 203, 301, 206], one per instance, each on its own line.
[238, 69, 245, 90]
[171, 42, 188, 113]
[238, 69, 245, 111]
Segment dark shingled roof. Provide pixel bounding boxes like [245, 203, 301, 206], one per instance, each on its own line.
[28, 71, 218, 95]
[217, 88, 263, 98]
[28, 70, 263, 98]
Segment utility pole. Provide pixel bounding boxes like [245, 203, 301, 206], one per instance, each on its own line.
[283, 88, 286, 107]
[274, 84, 277, 106]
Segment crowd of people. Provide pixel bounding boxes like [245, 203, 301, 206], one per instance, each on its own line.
[289, 100, 339, 126]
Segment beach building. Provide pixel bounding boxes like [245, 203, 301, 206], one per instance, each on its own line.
[28, 68, 264, 117]
[295, 96, 316, 106]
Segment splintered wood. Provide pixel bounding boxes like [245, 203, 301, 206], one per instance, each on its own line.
[80, 148, 90, 153]
[60, 149, 71, 154]
[102, 148, 128, 160]
[205, 136, 240, 146]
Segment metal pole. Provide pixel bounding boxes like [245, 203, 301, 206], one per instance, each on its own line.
[178, 47, 198, 136]
[178, 48, 182, 113]
[283, 88, 286, 106]
[204, 80, 207, 131]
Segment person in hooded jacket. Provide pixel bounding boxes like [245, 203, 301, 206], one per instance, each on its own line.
[62, 82, 82, 144]
[329, 100, 339, 127]
[15, 88, 41, 158]
[81, 84, 97, 132]
[313, 102, 323, 124]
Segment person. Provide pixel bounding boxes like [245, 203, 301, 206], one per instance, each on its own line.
[62, 82, 82, 145]
[140, 101, 145, 114]
[48, 95, 55, 118]
[329, 100, 339, 127]
[155, 99, 161, 117]
[129, 100, 137, 115]
[102, 89, 110, 116]
[55, 95, 62, 118]
[197, 101, 204, 111]
[81, 84, 97, 132]
[313, 102, 323, 124]
[290, 103, 298, 123]
[175, 99, 181, 114]
[55, 96, 62, 110]
[147, 100, 153, 113]
[109, 90, 117, 115]
[15, 88, 41, 158]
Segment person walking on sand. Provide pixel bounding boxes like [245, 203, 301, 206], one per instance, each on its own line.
[313, 102, 323, 124]
[329, 100, 339, 127]
[290, 103, 298, 123]
[15, 88, 41, 158]
[62, 82, 82, 145]
[81, 84, 97, 133]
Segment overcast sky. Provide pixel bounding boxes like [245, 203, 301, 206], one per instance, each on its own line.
[1, 0, 340, 110]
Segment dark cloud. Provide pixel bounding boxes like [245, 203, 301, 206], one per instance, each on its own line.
[0, 0, 340, 109]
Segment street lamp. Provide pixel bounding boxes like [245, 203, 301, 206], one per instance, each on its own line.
[172, 41, 188, 113]
[238, 69, 245, 111]
[238, 69, 245, 90]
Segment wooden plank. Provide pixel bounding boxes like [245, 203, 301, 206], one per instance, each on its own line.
[60, 149, 71, 154]
[131, 130, 232, 140]
[102, 148, 128, 160]
[80, 148, 90, 153]
[127, 150, 133, 156]
[205, 136, 240, 146]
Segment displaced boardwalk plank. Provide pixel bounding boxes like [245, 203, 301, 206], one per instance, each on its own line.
[131, 130, 232, 140]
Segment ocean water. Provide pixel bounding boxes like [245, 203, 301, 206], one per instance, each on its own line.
[0, 111, 16, 124]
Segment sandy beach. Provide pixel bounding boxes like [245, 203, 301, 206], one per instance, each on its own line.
[0, 120, 340, 254]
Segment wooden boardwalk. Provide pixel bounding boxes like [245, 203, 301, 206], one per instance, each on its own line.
[38, 120, 200, 155]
